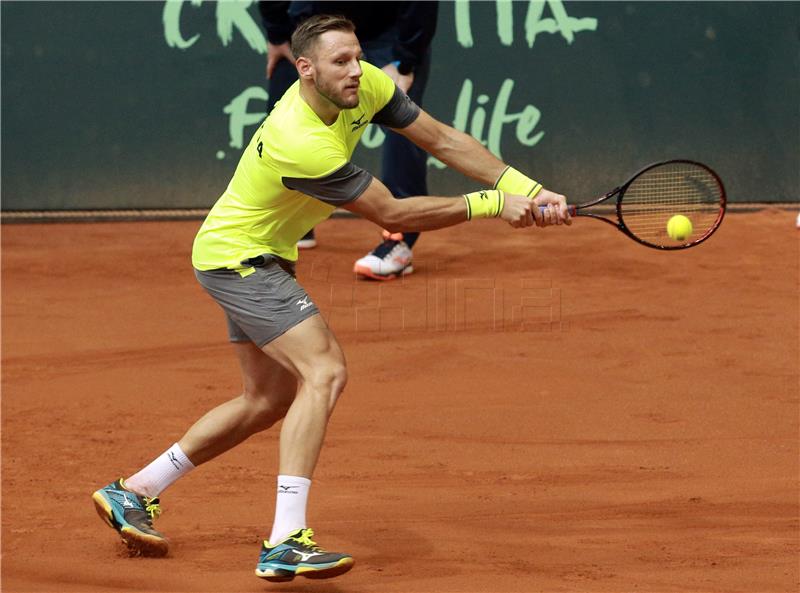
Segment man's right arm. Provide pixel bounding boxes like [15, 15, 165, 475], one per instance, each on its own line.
[341, 176, 566, 232]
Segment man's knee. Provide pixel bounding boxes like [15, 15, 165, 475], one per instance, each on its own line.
[330, 361, 348, 390]
[304, 360, 348, 409]
[309, 361, 347, 390]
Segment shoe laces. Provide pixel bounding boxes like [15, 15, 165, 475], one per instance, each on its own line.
[292, 528, 322, 552]
[373, 239, 407, 260]
[142, 496, 162, 521]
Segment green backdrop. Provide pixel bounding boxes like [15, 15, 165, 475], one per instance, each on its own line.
[2, 1, 798, 210]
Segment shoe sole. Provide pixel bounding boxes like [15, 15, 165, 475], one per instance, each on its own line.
[255, 557, 354, 582]
[92, 491, 169, 557]
[297, 241, 317, 249]
[353, 264, 413, 281]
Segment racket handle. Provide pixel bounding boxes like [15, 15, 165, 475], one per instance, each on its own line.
[537, 205, 577, 216]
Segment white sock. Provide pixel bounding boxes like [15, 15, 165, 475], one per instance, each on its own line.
[269, 475, 311, 545]
[124, 443, 195, 498]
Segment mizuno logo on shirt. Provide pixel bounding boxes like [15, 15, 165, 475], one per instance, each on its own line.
[351, 113, 368, 132]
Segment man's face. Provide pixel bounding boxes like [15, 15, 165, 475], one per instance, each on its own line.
[309, 30, 363, 110]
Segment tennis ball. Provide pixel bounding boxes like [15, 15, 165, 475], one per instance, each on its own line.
[667, 214, 693, 241]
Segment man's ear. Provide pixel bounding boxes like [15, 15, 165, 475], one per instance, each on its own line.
[296, 56, 314, 79]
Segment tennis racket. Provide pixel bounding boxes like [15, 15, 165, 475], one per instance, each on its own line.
[563, 160, 726, 250]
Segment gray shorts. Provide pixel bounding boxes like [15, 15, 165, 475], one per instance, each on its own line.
[194, 255, 319, 347]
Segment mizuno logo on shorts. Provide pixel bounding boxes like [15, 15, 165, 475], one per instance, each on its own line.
[296, 297, 313, 311]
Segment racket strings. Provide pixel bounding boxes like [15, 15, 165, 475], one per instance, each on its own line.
[620, 163, 723, 245]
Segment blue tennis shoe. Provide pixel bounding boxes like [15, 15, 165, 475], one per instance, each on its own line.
[255, 528, 353, 581]
[92, 478, 168, 556]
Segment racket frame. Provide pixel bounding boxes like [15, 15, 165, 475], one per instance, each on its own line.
[570, 159, 727, 250]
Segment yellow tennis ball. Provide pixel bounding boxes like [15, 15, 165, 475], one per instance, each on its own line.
[667, 214, 693, 241]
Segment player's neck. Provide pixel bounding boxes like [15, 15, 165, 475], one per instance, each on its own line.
[299, 85, 340, 126]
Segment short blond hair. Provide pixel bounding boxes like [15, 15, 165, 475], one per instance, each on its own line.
[291, 14, 356, 60]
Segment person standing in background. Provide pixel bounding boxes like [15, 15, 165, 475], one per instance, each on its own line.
[259, 1, 437, 280]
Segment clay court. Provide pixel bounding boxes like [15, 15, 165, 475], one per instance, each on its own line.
[2, 210, 798, 592]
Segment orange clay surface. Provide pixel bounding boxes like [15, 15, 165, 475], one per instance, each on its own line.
[2, 210, 798, 593]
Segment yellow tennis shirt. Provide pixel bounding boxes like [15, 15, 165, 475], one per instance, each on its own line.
[192, 61, 398, 271]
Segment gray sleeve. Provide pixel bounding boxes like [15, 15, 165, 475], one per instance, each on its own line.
[282, 162, 373, 206]
[371, 85, 421, 129]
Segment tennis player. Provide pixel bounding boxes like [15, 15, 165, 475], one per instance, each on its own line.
[92, 14, 570, 582]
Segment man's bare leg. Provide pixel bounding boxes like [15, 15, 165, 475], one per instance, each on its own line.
[254, 314, 353, 581]
[177, 341, 296, 465]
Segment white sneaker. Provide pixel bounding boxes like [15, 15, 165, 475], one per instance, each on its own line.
[353, 240, 413, 280]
